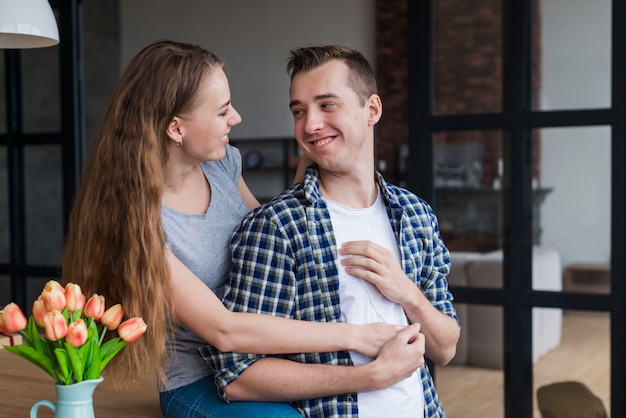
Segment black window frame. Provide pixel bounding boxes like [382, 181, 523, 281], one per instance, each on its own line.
[407, 1, 625, 417]
[1, 0, 83, 309]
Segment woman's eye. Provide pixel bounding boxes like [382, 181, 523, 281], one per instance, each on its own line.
[219, 109, 229, 117]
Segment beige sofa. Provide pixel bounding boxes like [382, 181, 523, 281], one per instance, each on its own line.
[448, 247, 563, 368]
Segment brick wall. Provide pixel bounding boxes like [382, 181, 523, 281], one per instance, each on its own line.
[375, 0, 540, 186]
[375, 0, 407, 184]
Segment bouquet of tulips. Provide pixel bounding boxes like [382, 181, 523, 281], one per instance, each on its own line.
[0, 280, 147, 385]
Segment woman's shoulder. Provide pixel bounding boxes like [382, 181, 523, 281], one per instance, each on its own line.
[200, 145, 241, 179]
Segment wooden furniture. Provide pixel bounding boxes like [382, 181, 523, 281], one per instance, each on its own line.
[231, 137, 299, 203]
[0, 349, 161, 417]
[563, 263, 611, 294]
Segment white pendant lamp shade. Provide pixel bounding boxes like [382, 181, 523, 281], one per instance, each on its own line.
[0, 0, 59, 48]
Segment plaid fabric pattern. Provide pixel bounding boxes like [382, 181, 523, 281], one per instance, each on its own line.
[200, 167, 457, 417]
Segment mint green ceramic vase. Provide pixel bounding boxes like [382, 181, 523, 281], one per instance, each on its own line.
[30, 376, 104, 418]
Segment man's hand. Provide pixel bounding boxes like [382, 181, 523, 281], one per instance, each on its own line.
[338, 240, 460, 365]
[338, 240, 418, 306]
[369, 323, 425, 389]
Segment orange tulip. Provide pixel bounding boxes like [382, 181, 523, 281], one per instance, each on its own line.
[117, 317, 147, 342]
[32, 297, 48, 327]
[41, 280, 67, 311]
[64, 283, 86, 312]
[0, 303, 28, 334]
[65, 319, 89, 347]
[43, 310, 68, 341]
[83, 294, 105, 320]
[101, 304, 124, 330]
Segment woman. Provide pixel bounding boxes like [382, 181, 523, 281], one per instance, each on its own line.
[62, 40, 422, 417]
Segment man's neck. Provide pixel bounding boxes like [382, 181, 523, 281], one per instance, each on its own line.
[318, 168, 378, 209]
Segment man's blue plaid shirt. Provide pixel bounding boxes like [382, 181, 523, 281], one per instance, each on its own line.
[200, 167, 458, 417]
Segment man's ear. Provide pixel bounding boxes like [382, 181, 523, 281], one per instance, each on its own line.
[166, 117, 183, 142]
[367, 94, 383, 126]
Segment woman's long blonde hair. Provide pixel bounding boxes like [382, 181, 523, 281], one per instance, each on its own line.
[62, 40, 224, 386]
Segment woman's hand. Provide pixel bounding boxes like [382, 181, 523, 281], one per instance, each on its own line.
[351, 322, 405, 358]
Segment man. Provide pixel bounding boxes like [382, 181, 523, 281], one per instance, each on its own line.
[204, 45, 459, 417]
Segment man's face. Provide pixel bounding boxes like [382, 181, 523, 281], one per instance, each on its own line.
[289, 59, 380, 173]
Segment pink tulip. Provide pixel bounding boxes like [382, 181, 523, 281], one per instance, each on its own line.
[41, 280, 67, 311]
[101, 304, 124, 330]
[65, 319, 89, 347]
[43, 310, 68, 341]
[0, 303, 28, 334]
[83, 294, 105, 320]
[64, 283, 86, 312]
[117, 317, 147, 342]
[32, 297, 48, 327]
[0, 318, 8, 334]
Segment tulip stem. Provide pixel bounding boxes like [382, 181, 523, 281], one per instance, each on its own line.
[99, 325, 107, 345]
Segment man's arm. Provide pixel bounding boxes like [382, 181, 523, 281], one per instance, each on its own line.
[225, 324, 425, 401]
[202, 203, 424, 402]
[338, 240, 459, 365]
[337, 199, 460, 366]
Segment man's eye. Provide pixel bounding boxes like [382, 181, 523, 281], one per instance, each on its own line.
[292, 109, 304, 117]
[321, 102, 335, 109]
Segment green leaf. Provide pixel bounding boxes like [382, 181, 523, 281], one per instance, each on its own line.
[23, 317, 43, 352]
[85, 342, 102, 381]
[3, 345, 57, 380]
[20, 317, 34, 347]
[64, 343, 84, 383]
[54, 348, 71, 385]
[79, 337, 94, 365]
[99, 337, 120, 358]
[99, 340, 127, 373]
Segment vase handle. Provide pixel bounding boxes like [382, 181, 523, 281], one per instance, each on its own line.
[30, 400, 55, 418]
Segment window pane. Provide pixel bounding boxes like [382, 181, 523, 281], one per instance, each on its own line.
[83, 0, 120, 149]
[438, 305, 504, 417]
[21, 46, 61, 133]
[0, 146, 8, 263]
[0, 51, 5, 134]
[24, 145, 63, 265]
[26, 276, 51, 314]
[433, 0, 503, 115]
[533, 0, 611, 110]
[535, 127, 611, 293]
[434, 131, 503, 255]
[0, 275, 9, 307]
[533, 309, 610, 417]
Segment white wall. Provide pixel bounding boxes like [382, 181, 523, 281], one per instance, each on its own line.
[539, 0, 612, 267]
[120, 0, 613, 268]
[120, 0, 375, 139]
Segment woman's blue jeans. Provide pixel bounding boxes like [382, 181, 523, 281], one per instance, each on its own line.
[160, 376, 301, 418]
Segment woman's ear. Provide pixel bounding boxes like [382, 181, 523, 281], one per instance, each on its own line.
[367, 94, 383, 126]
[166, 117, 183, 142]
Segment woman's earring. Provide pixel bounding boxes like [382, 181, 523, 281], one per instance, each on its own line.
[176, 141, 182, 148]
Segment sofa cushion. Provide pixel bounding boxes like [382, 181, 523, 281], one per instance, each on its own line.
[447, 252, 482, 365]
[449, 247, 563, 368]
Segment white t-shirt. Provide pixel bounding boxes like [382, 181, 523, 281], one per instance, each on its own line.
[327, 189, 424, 418]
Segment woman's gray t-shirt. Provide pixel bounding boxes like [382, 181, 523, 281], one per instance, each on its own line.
[161, 145, 250, 391]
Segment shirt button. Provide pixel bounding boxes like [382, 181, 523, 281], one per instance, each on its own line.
[346, 396, 354, 403]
